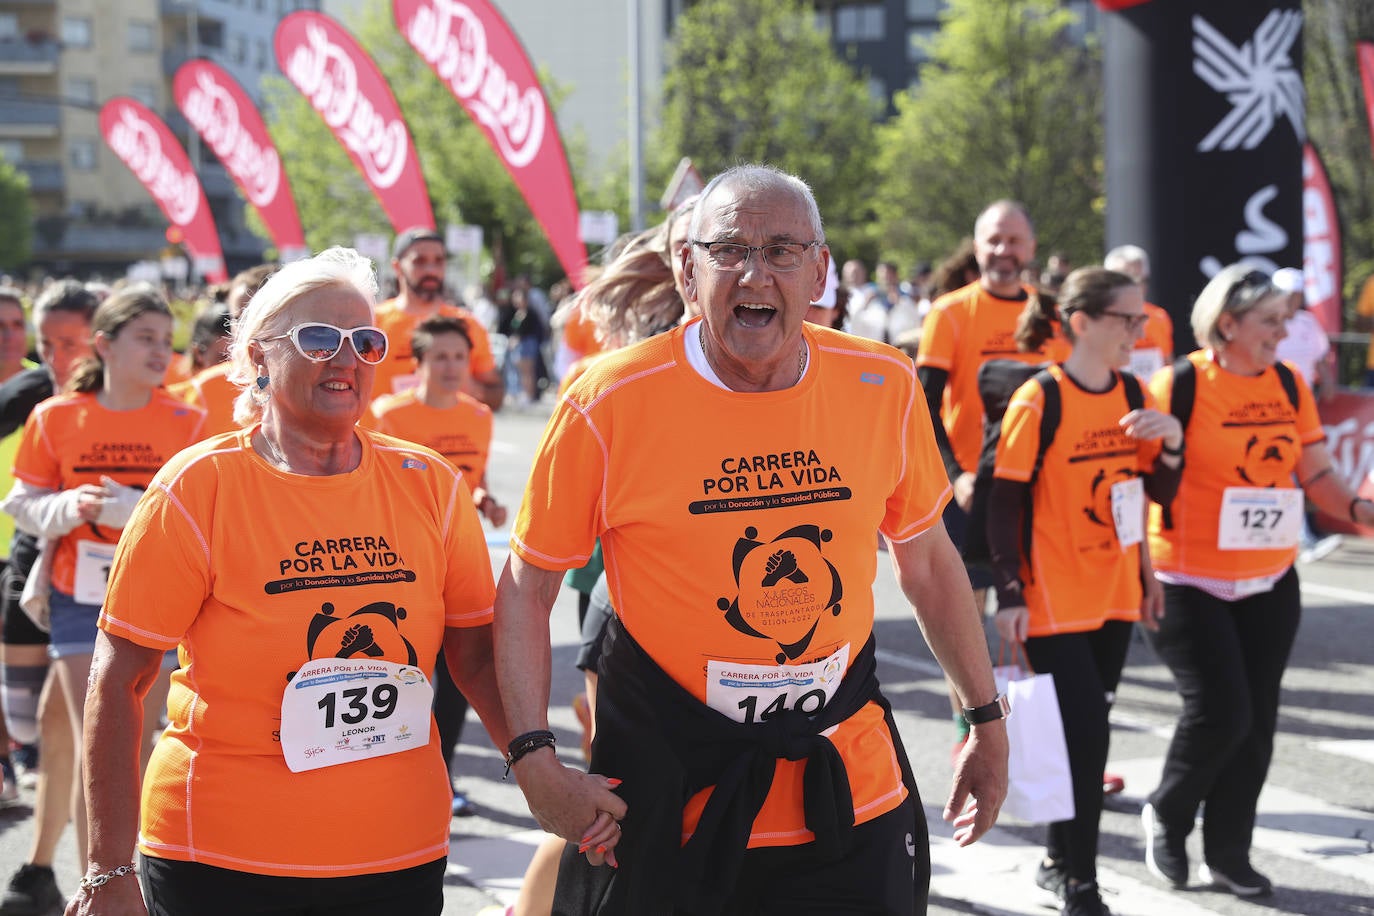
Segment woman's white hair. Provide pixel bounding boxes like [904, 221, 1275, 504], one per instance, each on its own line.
[1190, 262, 1279, 350]
[229, 247, 379, 426]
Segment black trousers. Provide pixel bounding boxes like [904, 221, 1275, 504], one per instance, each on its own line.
[1024, 619, 1133, 884]
[139, 855, 446, 916]
[1144, 569, 1302, 869]
[433, 651, 469, 776]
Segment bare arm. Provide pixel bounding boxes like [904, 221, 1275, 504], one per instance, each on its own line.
[494, 555, 626, 862]
[467, 370, 506, 412]
[888, 523, 1007, 845]
[1298, 441, 1374, 525]
[66, 632, 164, 916]
[443, 623, 512, 752]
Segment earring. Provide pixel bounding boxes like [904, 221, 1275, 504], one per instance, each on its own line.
[256, 375, 270, 390]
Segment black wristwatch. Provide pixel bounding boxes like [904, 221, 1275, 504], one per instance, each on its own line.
[962, 694, 1011, 725]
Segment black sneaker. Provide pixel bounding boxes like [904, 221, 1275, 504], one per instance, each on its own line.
[1199, 861, 1273, 897]
[1141, 803, 1188, 887]
[1061, 881, 1112, 916]
[1035, 858, 1068, 901]
[0, 864, 62, 916]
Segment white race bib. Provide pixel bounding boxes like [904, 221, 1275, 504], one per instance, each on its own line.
[706, 644, 849, 724]
[279, 658, 432, 773]
[1110, 477, 1145, 549]
[1127, 348, 1165, 380]
[73, 540, 118, 605]
[1217, 488, 1303, 551]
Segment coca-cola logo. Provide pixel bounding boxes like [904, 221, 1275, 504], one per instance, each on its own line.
[402, 0, 546, 169]
[182, 70, 281, 209]
[284, 23, 408, 190]
[106, 106, 200, 225]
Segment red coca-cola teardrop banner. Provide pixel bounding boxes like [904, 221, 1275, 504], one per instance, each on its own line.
[1301, 143, 1342, 336]
[275, 11, 436, 234]
[99, 97, 227, 283]
[393, 0, 588, 287]
[174, 60, 309, 262]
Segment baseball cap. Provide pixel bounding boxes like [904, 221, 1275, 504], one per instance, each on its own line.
[1271, 267, 1303, 295]
[392, 227, 445, 260]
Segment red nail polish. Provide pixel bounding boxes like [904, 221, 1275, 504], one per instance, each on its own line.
[578, 843, 590, 854]
[606, 778, 622, 787]
[596, 845, 606, 854]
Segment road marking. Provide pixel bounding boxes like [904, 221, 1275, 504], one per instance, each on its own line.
[1311, 739, 1374, 765]
[1106, 758, 1374, 887]
[876, 648, 944, 678]
[1300, 582, 1374, 607]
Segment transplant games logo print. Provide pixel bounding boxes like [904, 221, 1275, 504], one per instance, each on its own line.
[1193, 10, 1304, 152]
[716, 524, 843, 664]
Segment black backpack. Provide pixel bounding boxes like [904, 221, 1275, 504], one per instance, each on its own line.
[961, 361, 1144, 568]
[1159, 355, 1300, 529]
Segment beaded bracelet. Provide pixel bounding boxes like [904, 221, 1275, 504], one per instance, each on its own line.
[1351, 497, 1373, 523]
[78, 863, 137, 890]
[504, 729, 556, 779]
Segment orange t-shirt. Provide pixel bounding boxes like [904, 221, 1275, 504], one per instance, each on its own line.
[11, 390, 207, 596]
[1357, 276, 1374, 370]
[361, 390, 492, 493]
[561, 300, 603, 362]
[371, 300, 496, 396]
[1127, 302, 1175, 379]
[513, 321, 951, 848]
[994, 366, 1161, 636]
[167, 362, 240, 439]
[162, 352, 194, 387]
[1147, 350, 1324, 582]
[98, 427, 495, 877]
[916, 281, 1070, 472]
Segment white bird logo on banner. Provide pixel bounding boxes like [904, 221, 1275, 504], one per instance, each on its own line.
[1193, 10, 1305, 152]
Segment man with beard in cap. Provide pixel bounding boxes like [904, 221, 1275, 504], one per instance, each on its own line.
[373, 227, 505, 410]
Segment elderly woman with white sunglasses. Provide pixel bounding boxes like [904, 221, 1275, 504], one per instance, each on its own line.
[69, 248, 511, 916]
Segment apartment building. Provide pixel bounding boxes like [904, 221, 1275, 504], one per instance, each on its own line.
[0, 0, 317, 277]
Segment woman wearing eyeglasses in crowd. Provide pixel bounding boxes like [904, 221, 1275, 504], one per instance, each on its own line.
[1139, 264, 1374, 899]
[989, 268, 1183, 916]
[3, 287, 204, 883]
[68, 249, 511, 916]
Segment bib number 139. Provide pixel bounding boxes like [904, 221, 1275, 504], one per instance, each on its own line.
[317, 683, 399, 728]
[280, 658, 431, 773]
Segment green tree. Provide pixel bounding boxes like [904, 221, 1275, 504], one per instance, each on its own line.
[1304, 0, 1374, 306]
[652, 0, 881, 261]
[0, 161, 33, 271]
[874, 0, 1102, 269]
[257, 0, 615, 285]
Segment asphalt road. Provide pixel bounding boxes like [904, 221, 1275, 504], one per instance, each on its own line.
[2, 399, 1372, 915]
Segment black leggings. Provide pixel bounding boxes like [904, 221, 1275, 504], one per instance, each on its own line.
[432, 652, 468, 776]
[1023, 619, 1134, 884]
[1144, 569, 1301, 869]
[138, 855, 446, 916]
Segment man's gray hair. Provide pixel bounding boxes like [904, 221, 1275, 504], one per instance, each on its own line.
[1104, 245, 1150, 276]
[689, 164, 825, 244]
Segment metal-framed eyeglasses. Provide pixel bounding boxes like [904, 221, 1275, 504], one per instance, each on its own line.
[265, 323, 389, 364]
[691, 240, 820, 272]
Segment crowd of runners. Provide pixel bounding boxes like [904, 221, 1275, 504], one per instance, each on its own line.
[0, 163, 1369, 916]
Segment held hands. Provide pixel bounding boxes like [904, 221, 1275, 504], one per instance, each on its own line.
[1119, 409, 1183, 451]
[512, 748, 627, 867]
[946, 720, 1008, 846]
[994, 605, 1029, 644]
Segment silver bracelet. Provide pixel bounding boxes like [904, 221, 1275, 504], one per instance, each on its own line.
[78, 863, 137, 890]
